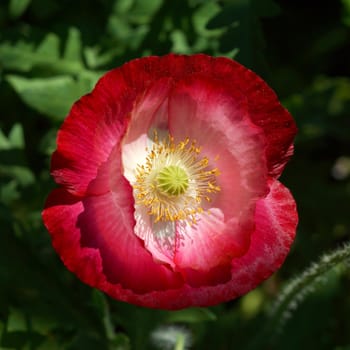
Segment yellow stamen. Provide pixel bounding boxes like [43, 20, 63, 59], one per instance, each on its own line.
[133, 131, 220, 223]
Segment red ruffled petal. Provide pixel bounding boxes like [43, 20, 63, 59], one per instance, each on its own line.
[52, 54, 295, 196]
[43, 187, 183, 294]
[167, 54, 296, 176]
[125, 54, 296, 177]
[209, 57, 297, 177]
[124, 178, 296, 309]
[44, 54, 298, 309]
[167, 75, 268, 271]
[51, 70, 135, 196]
[43, 178, 297, 309]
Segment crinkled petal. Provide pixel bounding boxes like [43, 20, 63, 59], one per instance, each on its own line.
[44, 54, 298, 309]
[42, 179, 296, 309]
[122, 78, 171, 183]
[51, 70, 135, 196]
[42, 186, 183, 294]
[127, 178, 296, 309]
[209, 57, 297, 177]
[134, 206, 176, 267]
[133, 54, 296, 177]
[168, 75, 269, 211]
[174, 209, 243, 271]
[163, 75, 268, 270]
[52, 54, 295, 196]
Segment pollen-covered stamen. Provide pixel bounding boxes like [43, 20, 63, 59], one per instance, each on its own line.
[157, 165, 189, 196]
[133, 132, 220, 223]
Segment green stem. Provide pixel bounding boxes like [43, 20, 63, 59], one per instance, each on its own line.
[269, 242, 350, 327]
[245, 242, 350, 349]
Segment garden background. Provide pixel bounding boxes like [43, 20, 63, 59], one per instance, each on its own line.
[1, 0, 350, 349]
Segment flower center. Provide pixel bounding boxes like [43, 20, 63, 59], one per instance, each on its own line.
[133, 132, 220, 224]
[156, 165, 189, 196]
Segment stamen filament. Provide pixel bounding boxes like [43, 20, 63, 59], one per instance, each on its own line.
[133, 131, 220, 223]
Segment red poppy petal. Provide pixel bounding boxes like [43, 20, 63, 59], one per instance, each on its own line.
[156, 54, 296, 177]
[42, 187, 183, 294]
[121, 178, 296, 309]
[51, 70, 137, 196]
[44, 54, 297, 309]
[173, 209, 246, 270]
[139, 54, 296, 177]
[164, 75, 268, 270]
[168, 74, 269, 210]
[42, 178, 296, 309]
[227, 178, 297, 294]
[51, 54, 295, 197]
[180, 263, 232, 288]
[209, 57, 297, 177]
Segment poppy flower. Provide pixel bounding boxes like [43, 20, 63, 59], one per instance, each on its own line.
[42, 54, 298, 309]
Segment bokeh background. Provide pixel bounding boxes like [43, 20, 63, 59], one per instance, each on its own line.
[1, 0, 350, 349]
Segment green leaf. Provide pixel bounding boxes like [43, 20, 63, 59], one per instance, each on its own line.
[192, 1, 222, 36]
[129, 0, 163, 24]
[0, 124, 24, 150]
[7, 308, 27, 332]
[0, 130, 11, 150]
[8, 0, 31, 18]
[64, 27, 83, 64]
[0, 28, 85, 75]
[38, 128, 57, 155]
[166, 308, 217, 324]
[84, 47, 121, 69]
[0, 124, 34, 193]
[6, 74, 100, 120]
[0, 41, 34, 72]
[36, 33, 60, 59]
[8, 124, 24, 148]
[342, 0, 350, 26]
[0, 181, 20, 204]
[0, 164, 34, 186]
[110, 333, 131, 350]
[113, 0, 133, 14]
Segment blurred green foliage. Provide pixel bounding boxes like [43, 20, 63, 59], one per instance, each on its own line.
[0, 0, 350, 349]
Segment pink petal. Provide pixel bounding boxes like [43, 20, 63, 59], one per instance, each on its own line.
[42, 179, 297, 309]
[159, 54, 296, 177]
[44, 54, 298, 309]
[227, 178, 298, 295]
[121, 78, 171, 183]
[209, 57, 297, 177]
[42, 186, 183, 294]
[153, 75, 269, 270]
[168, 75, 269, 210]
[133, 207, 177, 267]
[142, 54, 296, 177]
[134, 178, 297, 309]
[174, 209, 248, 271]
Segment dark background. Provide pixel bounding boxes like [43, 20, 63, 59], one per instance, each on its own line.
[0, 0, 349, 349]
